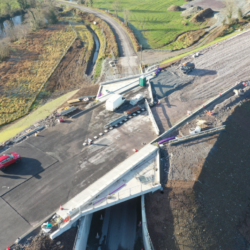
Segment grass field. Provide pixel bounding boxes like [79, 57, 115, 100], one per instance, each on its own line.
[0, 25, 75, 126]
[92, 0, 208, 49]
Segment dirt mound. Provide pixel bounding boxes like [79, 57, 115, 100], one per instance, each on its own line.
[176, 29, 206, 48]
[167, 5, 181, 11]
[181, 6, 203, 17]
[190, 8, 213, 23]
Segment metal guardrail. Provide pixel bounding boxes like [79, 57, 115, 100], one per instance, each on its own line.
[60, 106, 77, 116]
[104, 115, 127, 128]
[13, 126, 45, 143]
[169, 125, 226, 145]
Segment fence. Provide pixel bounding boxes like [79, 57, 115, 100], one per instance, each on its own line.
[145, 99, 160, 135]
[141, 195, 155, 250]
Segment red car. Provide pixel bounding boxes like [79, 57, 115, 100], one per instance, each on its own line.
[0, 152, 21, 171]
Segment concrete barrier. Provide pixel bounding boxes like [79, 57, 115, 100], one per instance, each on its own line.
[73, 214, 93, 250]
[148, 81, 154, 104]
[50, 145, 159, 239]
[145, 100, 160, 136]
[100, 69, 156, 86]
[141, 195, 155, 250]
[151, 82, 243, 143]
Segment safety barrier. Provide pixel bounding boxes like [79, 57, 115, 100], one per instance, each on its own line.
[151, 81, 243, 143]
[145, 100, 160, 135]
[141, 195, 155, 250]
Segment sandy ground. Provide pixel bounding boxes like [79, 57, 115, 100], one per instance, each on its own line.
[146, 83, 250, 249]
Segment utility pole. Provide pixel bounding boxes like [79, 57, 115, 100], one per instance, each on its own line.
[140, 44, 143, 65]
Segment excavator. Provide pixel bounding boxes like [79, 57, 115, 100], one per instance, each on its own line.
[181, 62, 195, 74]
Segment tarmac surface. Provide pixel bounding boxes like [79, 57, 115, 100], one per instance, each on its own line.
[87, 197, 142, 250]
[0, 87, 155, 249]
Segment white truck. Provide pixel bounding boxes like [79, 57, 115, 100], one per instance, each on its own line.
[106, 94, 126, 111]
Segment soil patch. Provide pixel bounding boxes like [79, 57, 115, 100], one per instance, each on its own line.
[146, 93, 250, 249]
[22, 227, 77, 250]
[190, 8, 213, 23]
[46, 39, 92, 94]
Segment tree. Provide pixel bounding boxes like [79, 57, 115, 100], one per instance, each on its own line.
[46, 8, 58, 24]
[3, 3, 12, 15]
[123, 9, 130, 26]
[112, 0, 122, 16]
[17, 0, 28, 10]
[0, 38, 10, 62]
[223, 0, 236, 24]
[88, 0, 93, 7]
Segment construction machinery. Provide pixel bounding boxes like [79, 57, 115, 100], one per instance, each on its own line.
[181, 62, 195, 74]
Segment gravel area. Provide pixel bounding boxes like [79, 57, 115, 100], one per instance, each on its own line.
[146, 85, 250, 250]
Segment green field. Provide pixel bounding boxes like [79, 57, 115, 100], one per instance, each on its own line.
[93, 0, 207, 49]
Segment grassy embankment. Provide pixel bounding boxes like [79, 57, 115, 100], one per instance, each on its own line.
[0, 26, 75, 126]
[0, 90, 78, 143]
[92, 0, 208, 49]
[160, 29, 243, 66]
[60, 8, 119, 79]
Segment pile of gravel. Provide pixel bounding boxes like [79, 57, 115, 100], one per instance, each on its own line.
[167, 5, 181, 11]
[181, 6, 203, 17]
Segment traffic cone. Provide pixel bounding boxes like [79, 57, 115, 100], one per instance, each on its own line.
[96, 233, 99, 239]
[100, 214, 103, 220]
[60, 205, 63, 210]
[202, 104, 205, 108]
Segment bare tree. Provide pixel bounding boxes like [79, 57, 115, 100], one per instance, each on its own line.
[112, 0, 122, 17]
[0, 38, 10, 62]
[123, 9, 130, 26]
[223, 0, 236, 24]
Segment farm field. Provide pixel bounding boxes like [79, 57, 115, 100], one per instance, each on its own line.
[92, 0, 209, 49]
[0, 24, 75, 126]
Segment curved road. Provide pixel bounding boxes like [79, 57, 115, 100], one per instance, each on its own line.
[61, 1, 136, 57]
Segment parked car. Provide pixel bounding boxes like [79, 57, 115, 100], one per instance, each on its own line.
[0, 152, 21, 171]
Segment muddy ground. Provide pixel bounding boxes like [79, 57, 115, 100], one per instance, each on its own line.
[45, 38, 94, 99]
[146, 85, 250, 249]
[13, 227, 77, 250]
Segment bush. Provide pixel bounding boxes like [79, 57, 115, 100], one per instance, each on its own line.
[0, 39, 10, 62]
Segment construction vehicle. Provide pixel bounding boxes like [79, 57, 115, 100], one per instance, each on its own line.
[181, 62, 195, 74]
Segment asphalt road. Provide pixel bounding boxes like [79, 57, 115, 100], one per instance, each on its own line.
[0, 87, 155, 249]
[61, 2, 136, 57]
[87, 198, 141, 250]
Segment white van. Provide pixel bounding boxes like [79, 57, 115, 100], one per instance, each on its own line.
[106, 94, 126, 111]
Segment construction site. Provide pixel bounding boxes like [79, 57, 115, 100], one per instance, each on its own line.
[1, 0, 250, 250]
